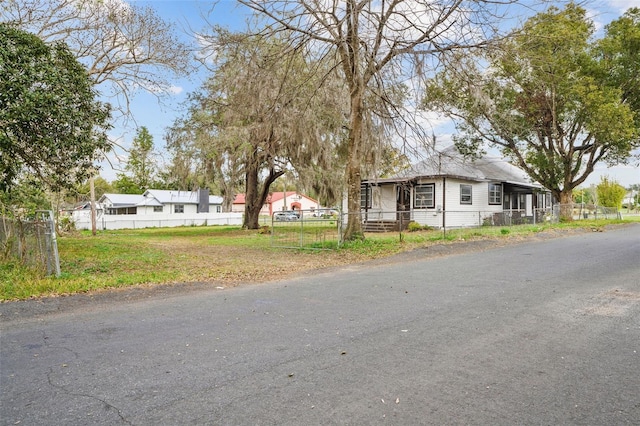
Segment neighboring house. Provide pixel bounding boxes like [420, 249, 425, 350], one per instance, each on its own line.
[71, 189, 241, 230]
[232, 191, 321, 216]
[357, 147, 553, 230]
[622, 191, 637, 207]
[99, 189, 223, 215]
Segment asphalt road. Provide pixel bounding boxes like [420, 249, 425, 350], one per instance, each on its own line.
[1, 225, 639, 425]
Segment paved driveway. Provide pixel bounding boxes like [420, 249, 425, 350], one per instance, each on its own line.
[2, 225, 639, 425]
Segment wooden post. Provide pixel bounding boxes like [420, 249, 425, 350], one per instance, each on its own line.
[90, 176, 97, 236]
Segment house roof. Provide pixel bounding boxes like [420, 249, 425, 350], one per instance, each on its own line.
[100, 190, 223, 208]
[269, 191, 318, 204]
[233, 192, 318, 205]
[368, 146, 542, 189]
[233, 193, 246, 205]
[99, 194, 146, 206]
[143, 189, 223, 205]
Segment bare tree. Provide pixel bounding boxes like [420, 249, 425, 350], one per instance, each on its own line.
[170, 28, 349, 228]
[2, 0, 192, 116]
[164, 112, 244, 212]
[238, 0, 515, 240]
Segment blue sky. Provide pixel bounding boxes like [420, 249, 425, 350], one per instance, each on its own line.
[102, 0, 640, 188]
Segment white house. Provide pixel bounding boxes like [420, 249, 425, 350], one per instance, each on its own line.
[100, 189, 223, 215]
[623, 190, 637, 208]
[356, 147, 552, 230]
[232, 191, 321, 216]
[72, 189, 241, 230]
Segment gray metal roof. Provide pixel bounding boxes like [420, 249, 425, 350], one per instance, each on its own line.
[99, 190, 223, 208]
[99, 194, 145, 206]
[368, 147, 542, 189]
[143, 189, 223, 205]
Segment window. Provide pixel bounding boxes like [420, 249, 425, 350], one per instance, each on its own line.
[153, 206, 163, 213]
[108, 207, 136, 215]
[488, 183, 502, 205]
[460, 184, 472, 205]
[360, 184, 372, 209]
[174, 204, 184, 213]
[216, 206, 221, 213]
[414, 184, 435, 209]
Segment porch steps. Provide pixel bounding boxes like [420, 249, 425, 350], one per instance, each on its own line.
[362, 220, 408, 233]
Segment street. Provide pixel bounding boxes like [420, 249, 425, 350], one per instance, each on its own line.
[2, 225, 639, 425]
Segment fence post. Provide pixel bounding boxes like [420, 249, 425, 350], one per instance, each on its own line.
[36, 210, 61, 277]
[300, 212, 304, 247]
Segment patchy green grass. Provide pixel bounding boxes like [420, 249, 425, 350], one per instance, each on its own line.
[1, 219, 635, 301]
[620, 213, 640, 222]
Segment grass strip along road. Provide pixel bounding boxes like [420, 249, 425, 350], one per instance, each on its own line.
[1, 218, 638, 300]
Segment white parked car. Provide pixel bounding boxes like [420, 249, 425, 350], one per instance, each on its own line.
[274, 211, 299, 221]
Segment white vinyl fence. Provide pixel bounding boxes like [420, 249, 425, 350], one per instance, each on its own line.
[72, 211, 243, 230]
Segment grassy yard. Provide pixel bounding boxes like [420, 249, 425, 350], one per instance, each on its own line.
[1, 218, 636, 301]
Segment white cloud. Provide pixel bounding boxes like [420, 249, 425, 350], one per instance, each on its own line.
[608, 0, 640, 13]
[168, 85, 183, 95]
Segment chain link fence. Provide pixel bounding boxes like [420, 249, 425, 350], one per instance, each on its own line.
[341, 204, 623, 241]
[270, 204, 622, 248]
[0, 211, 60, 276]
[553, 204, 621, 220]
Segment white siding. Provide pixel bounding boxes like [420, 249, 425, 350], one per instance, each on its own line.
[411, 178, 441, 227]
[137, 206, 158, 215]
[358, 176, 546, 229]
[410, 179, 506, 228]
[364, 184, 398, 221]
[163, 203, 198, 214]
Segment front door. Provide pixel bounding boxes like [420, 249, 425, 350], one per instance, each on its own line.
[396, 185, 411, 223]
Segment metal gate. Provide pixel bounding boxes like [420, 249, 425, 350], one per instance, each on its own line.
[270, 210, 341, 249]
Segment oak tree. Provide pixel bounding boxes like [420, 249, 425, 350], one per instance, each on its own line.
[0, 24, 110, 193]
[168, 30, 348, 228]
[423, 4, 639, 219]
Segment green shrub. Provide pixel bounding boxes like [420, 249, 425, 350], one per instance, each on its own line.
[407, 221, 422, 232]
[407, 221, 432, 232]
[258, 225, 271, 234]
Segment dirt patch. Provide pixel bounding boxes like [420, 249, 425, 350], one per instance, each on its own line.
[579, 289, 640, 317]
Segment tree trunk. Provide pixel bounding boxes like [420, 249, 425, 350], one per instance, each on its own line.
[243, 160, 261, 229]
[221, 195, 234, 213]
[220, 182, 235, 213]
[558, 190, 574, 222]
[342, 88, 365, 241]
[242, 150, 285, 229]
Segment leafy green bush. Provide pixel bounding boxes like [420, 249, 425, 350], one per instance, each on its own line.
[407, 221, 422, 232]
[407, 221, 432, 232]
